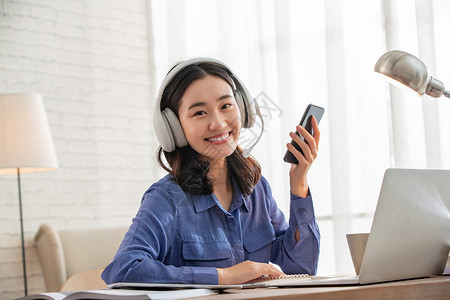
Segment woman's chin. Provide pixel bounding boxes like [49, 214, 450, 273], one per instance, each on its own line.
[199, 141, 238, 161]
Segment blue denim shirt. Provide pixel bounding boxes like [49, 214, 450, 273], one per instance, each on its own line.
[101, 174, 320, 285]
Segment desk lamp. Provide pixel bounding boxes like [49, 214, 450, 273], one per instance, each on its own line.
[374, 50, 450, 98]
[0, 93, 58, 295]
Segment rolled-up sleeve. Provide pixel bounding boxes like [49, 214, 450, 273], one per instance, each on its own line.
[269, 190, 320, 275]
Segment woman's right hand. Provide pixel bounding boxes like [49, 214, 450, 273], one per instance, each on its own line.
[216, 260, 285, 284]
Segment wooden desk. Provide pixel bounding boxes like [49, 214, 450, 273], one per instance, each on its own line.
[192, 276, 450, 300]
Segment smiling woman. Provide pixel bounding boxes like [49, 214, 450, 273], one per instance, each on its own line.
[100, 58, 321, 286]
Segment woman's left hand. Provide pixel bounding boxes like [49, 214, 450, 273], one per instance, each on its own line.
[286, 116, 320, 197]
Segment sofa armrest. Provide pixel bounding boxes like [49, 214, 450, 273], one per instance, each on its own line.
[34, 224, 67, 292]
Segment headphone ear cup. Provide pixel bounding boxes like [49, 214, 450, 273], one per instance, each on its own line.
[154, 106, 175, 152]
[231, 74, 256, 129]
[162, 108, 188, 149]
[244, 96, 257, 128]
[234, 89, 247, 128]
[236, 89, 257, 128]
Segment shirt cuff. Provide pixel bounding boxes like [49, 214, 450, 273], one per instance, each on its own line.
[289, 192, 316, 225]
[189, 266, 218, 285]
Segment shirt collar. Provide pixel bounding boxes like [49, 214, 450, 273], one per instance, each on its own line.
[193, 193, 216, 213]
[193, 175, 249, 213]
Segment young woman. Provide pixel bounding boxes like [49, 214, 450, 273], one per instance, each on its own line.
[101, 58, 321, 285]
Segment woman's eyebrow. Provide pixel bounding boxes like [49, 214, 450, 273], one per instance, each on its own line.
[218, 94, 233, 100]
[187, 101, 206, 111]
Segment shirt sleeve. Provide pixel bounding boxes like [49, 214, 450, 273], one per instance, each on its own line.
[266, 183, 320, 275]
[101, 185, 219, 285]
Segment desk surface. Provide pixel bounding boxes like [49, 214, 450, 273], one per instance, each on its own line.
[191, 276, 450, 300]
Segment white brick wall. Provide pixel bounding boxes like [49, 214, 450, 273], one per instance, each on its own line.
[0, 1, 161, 298]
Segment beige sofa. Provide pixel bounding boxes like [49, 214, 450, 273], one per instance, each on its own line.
[34, 223, 128, 292]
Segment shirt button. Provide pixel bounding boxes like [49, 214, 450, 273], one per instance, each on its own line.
[297, 208, 305, 214]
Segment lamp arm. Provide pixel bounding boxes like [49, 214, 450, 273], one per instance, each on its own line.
[425, 77, 450, 99]
[444, 90, 450, 98]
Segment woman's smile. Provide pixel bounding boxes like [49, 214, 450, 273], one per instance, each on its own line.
[205, 131, 232, 144]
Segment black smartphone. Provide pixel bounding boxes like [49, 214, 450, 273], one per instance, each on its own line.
[283, 104, 325, 164]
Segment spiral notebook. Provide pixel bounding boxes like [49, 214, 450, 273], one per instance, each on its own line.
[110, 274, 301, 290]
[108, 273, 360, 290]
[109, 168, 450, 289]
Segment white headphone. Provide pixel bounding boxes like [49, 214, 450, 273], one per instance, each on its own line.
[153, 57, 262, 156]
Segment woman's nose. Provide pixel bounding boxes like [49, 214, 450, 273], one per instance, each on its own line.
[208, 112, 227, 131]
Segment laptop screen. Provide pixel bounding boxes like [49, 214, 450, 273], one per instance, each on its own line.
[359, 168, 450, 284]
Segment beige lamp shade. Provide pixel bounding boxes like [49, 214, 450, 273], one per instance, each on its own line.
[0, 93, 58, 175]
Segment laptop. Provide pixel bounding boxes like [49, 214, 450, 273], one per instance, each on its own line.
[356, 168, 450, 284]
[109, 168, 450, 289]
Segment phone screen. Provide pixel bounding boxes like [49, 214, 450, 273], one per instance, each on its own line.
[283, 104, 325, 164]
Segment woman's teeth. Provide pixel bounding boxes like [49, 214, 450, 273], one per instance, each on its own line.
[207, 133, 229, 142]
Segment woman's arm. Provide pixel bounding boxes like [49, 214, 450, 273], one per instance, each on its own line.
[101, 249, 217, 284]
[269, 191, 320, 275]
[268, 117, 321, 274]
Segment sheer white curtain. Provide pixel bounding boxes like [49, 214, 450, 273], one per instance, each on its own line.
[148, 0, 450, 275]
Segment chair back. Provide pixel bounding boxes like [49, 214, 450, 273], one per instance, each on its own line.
[60, 268, 107, 292]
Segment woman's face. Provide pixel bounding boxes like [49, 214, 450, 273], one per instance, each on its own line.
[178, 74, 241, 162]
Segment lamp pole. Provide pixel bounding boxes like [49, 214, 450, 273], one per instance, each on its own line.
[17, 168, 28, 295]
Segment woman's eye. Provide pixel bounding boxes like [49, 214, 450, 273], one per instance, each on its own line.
[193, 111, 206, 116]
[222, 103, 232, 109]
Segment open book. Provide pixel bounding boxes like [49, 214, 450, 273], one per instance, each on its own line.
[14, 288, 216, 300]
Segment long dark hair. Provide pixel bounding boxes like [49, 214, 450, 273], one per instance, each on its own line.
[156, 62, 261, 196]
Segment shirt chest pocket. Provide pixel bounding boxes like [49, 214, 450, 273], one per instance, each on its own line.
[182, 240, 232, 265]
[243, 221, 276, 259]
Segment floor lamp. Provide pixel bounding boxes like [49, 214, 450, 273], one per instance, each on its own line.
[0, 93, 58, 296]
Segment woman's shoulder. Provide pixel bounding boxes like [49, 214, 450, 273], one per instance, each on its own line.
[254, 174, 271, 190]
[258, 174, 270, 185]
[248, 174, 273, 198]
[151, 174, 177, 187]
[142, 174, 186, 203]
